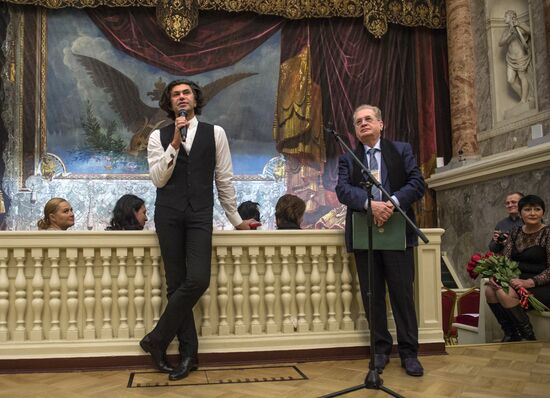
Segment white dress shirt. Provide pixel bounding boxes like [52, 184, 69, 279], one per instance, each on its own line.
[362, 139, 400, 208]
[147, 116, 243, 227]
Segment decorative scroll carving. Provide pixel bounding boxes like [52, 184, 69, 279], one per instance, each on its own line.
[4, 1, 446, 40]
[156, 0, 199, 42]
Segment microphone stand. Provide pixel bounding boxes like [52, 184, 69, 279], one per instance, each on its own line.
[319, 128, 428, 398]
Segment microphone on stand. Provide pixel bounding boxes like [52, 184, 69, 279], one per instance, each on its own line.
[178, 108, 188, 142]
[324, 126, 339, 136]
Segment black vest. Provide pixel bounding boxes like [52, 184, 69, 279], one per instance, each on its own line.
[155, 122, 216, 212]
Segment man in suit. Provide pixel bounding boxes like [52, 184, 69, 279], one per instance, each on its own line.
[336, 104, 425, 377]
[141, 79, 253, 381]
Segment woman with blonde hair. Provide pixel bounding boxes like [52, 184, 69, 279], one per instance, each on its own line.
[37, 197, 75, 230]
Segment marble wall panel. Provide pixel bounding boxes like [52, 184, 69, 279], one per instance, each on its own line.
[437, 166, 550, 287]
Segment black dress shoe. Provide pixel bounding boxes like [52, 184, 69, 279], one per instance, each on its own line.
[401, 357, 424, 377]
[139, 335, 174, 373]
[169, 356, 199, 381]
[370, 354, 390, 374]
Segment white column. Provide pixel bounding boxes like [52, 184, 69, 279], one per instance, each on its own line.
[326, 246, 338, 331]
[355, 264, 368, 330]
[116, 248, 129, 338]
[200, 286, 212, 336]
[30, 248, 45, 341]
[99, 248, 113, 339]
[0, 248, 9, 341]
[83, 248, 96, 339]
[248, 246, 261, 334]
[340, 250, 354, 330]
[264, 246, 277, 334]
[295, 246, 308, 332]
[310, 246, 323, 332]
[133, 247, 145, 338]
[232, 247, 245, 335]
[216, 247, 229, 336]
[150, 248, 162, 328]
[47, 248, 61, 340]
[280, 246, 293, 333]
[66, 248, 79, 340]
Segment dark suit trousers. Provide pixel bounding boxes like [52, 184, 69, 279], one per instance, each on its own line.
[354, 248, 419, 359]
[149, 205, 213, 357]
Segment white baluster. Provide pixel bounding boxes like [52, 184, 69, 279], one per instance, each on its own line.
[310, 246, 323, 332]
[116, 248, 129, 338]
[232, 247, 244, 335]
[200, 286, 212, 336]
[263, 246, 277, 334]
[13, 248, 27, 341]
[340, 250, 354, 330]
[99, 248, 113, 339]
[326, 246, 338, 331]
[216, 247, 229, 336]
[0, 248, 9, 341]
[295, 246, 308, 332]
[66, 248, 79, 340]
[83, 248, 96, 339]
[280, 246, 293, 333]
[354, 259, 368, 330]
[48, 248, 61, 340]
[133, 248, 145, 338]
[30, 248, 45, 341]
[150, 248, 162, 328]
[248, 247, 261, 334]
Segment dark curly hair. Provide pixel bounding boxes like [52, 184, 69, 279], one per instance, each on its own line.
[159, 79, 204, 120]
[238, 201, 260, 222]
[106, 194, 145, 230]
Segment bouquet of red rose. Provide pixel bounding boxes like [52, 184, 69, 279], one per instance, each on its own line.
[467, 251, 549, 312]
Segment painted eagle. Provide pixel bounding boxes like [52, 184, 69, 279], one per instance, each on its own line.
[73, 53, 257, 155]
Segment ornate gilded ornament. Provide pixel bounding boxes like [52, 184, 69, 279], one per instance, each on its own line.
[3, 1, 446, 40]
[156, 0, 199, 42]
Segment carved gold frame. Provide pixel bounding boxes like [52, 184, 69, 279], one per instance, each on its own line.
[5, 0, 446, 40]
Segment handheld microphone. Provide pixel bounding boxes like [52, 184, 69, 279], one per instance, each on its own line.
[178, 109, 188, 142]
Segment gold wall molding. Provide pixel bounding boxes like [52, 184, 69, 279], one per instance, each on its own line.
[4, 1, 446, 40]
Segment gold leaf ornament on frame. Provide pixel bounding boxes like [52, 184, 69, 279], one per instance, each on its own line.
[156, 0, 199, 42]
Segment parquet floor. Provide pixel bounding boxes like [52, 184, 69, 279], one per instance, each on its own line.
[1, 341, 549, 398]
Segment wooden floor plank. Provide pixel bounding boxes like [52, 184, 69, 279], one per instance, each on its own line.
[0, 341, 548, 398]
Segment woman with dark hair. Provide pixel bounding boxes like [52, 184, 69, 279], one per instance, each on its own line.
[275, 194, 306, 230]
[485, 194, 550, 341]
[106, 194, 147, 230]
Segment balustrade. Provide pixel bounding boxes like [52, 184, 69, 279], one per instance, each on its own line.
[0, 229, 444, 358]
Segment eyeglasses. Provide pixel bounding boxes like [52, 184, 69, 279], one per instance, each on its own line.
[354, 116, 379, 126]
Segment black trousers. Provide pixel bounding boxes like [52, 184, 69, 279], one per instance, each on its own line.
[354, 248, 419, 359]
[149, 205, 213, 357]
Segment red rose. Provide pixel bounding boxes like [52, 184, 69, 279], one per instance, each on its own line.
[471, 254, 481, 262]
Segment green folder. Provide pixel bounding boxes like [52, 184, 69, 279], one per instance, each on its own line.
[352, 211, 406, 251]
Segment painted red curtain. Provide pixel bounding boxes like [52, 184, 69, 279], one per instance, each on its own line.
[87, 8, 283, 75]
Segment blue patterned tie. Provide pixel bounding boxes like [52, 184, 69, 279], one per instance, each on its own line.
[367, 148, 381, 200]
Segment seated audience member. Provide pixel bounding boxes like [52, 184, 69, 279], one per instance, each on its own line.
[106, 194, 147, 230]
[485, 194, 550, 342]
[237, 201, 260, 222]
[275, 194, 306, 230]
[37, 197, 75, 230]
[489, 192, 524, 253]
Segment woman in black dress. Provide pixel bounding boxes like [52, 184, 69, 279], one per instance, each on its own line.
[485, 194, 549, 341]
